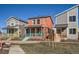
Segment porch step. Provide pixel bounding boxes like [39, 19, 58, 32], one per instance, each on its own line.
[22, 37, 30, 41]
[31, 36, 42, 39]
[28, 36, 43, 41]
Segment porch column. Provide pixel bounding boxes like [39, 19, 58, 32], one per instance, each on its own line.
[7, 29, 9, 33]
[7, 29, 9, 37]
[41, 27, 42, 36]
[18, 27, 20, 37]
[14, 29, 15, 33]
[35, 28, 37, 36]
[14, 29, 15, 36]
[60, 28, 62, 39]
[24, 28, 26, 35]
[30, 28, 31, 36]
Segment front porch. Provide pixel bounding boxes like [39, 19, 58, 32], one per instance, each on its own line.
[20, 25, 44, 40]
[2, 26, 19, 39]
[26, 27, 43, 36]
[55, 24, 68, 40]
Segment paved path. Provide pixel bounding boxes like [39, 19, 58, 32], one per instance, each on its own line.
[1, 40, 79, 44]
[9, 45, 25, 54]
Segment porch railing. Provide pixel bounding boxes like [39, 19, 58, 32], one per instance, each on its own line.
[20, 32, 44, 40]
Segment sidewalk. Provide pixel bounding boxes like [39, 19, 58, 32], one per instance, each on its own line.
[9, 45, 25, 54]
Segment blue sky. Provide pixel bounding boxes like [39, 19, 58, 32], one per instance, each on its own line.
[0, 4, 76, 28]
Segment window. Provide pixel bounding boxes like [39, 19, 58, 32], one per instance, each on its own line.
[69, 16, 76, 22]
[32, 19, 40, 24]
[11, 23, 14, 25]
[11, 22, 16, 26]
[32, 20, 35, 24]
[23, 24, 25, 26]
[37, 19, 40, 24]
[69, 28, 76, 34]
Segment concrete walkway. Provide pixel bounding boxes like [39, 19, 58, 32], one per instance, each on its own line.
[9, 45, 25, 54]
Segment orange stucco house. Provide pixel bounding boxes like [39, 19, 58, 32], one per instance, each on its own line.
[25, 16, 54, 40]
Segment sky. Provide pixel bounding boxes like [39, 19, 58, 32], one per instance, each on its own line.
[0, 4, 76, 28]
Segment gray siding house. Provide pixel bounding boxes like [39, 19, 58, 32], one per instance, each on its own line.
[55, 5, 79, 40]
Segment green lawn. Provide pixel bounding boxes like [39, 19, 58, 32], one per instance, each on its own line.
[20, 42, 79, 54]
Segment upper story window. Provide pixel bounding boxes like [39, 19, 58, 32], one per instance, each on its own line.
[11, 23, 14, 26]
[32, 20, 35, 24]
[23, 24, 26, 27]
[37, 19, 40, 24]
[11, 22, 16, 26]
[69, 28, 76, 34]
[69, 16, 76, 22]
[23, 24, 25, 26]
[32, 19, 40, 24]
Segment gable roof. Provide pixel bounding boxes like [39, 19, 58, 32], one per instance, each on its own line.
[28, 16, 54, 24]
[7, 16, 28, 24]
[28, 16, 51, 19]
[55, 5, 79, 17]
[55, 24, 68, 28]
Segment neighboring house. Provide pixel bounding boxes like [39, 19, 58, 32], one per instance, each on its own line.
[26, 16, 54, 40]
[3, 16, 28, 38]
[55, 5, 79, 40]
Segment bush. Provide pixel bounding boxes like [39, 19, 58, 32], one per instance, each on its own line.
[2, 34, 9, 40]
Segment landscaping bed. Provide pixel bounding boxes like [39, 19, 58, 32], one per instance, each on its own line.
[0, 49, 9, 54]
[61, 40, 79, 42]
[20, 42, 79, 54]
[0, 42, 11, 54]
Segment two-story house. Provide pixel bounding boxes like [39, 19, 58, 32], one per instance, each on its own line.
[24, 16, 54, 41]
[3, 16, 28, 38]
[55, 5, 79, 40]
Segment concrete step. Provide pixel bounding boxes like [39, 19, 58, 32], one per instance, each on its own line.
[22, 37, 30, 41]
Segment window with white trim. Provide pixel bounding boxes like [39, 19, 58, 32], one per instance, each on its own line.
[10, 22, 16, 26]
[37, 19, 40, 24]
[69, 16, 76, 22]
[32, 19, 35, 24]
[69, 28, 76, 34]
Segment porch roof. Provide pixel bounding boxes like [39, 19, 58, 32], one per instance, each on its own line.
[55, 24, 68, 28]
[2, 26, 17, 29]
[25, 25, 42, 28]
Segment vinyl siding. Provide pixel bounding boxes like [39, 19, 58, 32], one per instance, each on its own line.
[67, 7, 78, 39]
[7, 18, 27, 26]
[56, 12, 67, 24]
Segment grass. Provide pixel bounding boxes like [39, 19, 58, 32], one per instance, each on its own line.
[20, 42, 79, 54]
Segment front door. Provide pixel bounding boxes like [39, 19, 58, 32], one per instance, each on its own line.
[26, 29, 30, 36]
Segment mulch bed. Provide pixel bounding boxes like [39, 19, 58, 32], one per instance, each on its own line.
[0, 49, 9, 54]
[61, 40, 79, 42]
[0, 43, 10, 54]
